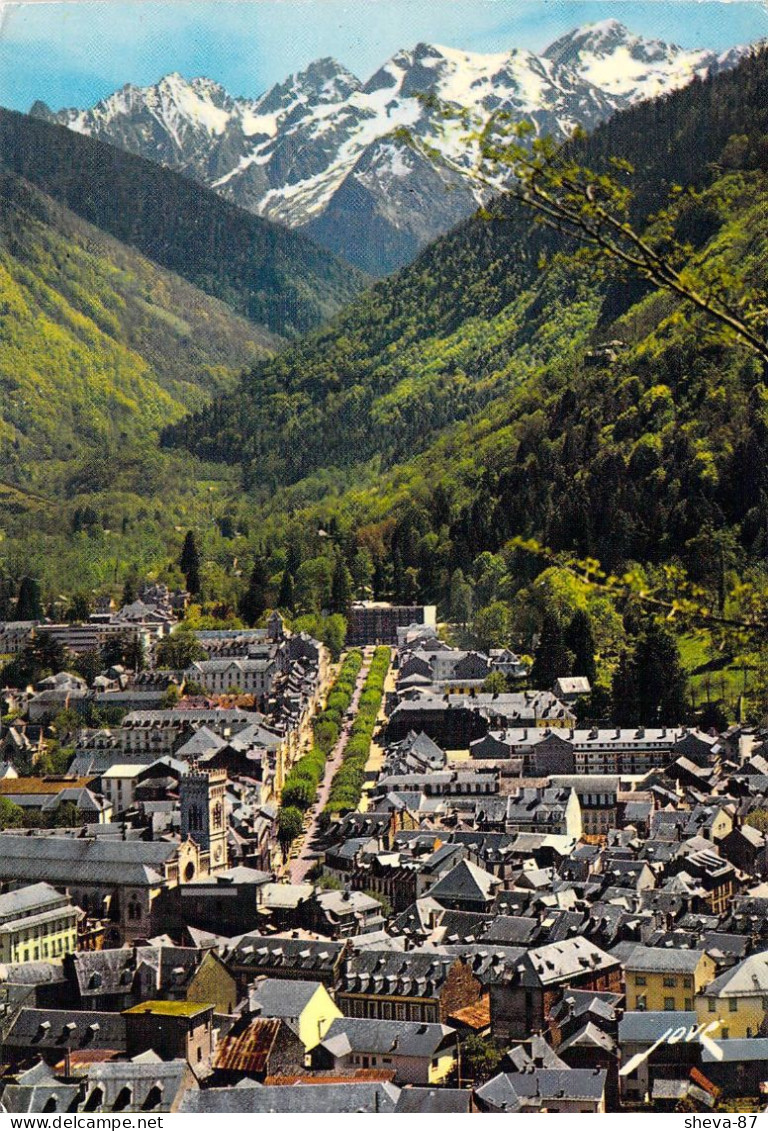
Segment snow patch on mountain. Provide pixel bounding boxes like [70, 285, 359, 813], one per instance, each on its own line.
[33, 21, 757, 272]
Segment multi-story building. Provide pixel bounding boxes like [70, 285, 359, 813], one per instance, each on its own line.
[470, 726, 716, 775]
[186, 658, 278, 697]
[347, 602, 436, 646]
[696, 953, 768, 1039]
[0, 882, 78, 963]
[489, 937, 621, 1041]
[336, 953, 482, 1024]
[624, 946, 715, 1012]
[550, 775, 619, 838]
[0, 832, 214, 945]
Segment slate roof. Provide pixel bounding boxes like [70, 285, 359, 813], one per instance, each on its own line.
[424, 859, 501, 904]
[652, 1079, 689, 1101]
[1, 1079, 81, 1113]
[0, 883, 67, 922]
[624, 945, 705, 974]
[618, 1011, 698, 1043]
[80, 1058, 191, 1112]
[320, 1018, 454, 1059]
[504, 1036, 568, 1072]
[423, 911, 486, 947]
[0, 835, 176, 886]
[339, 951, 461, 999]
[500, 936, 617, 988]
[702, 1039, 768, 1063]
[174, 727, 226, 757]
[551, 990, 621, 1028]
[702, 932, 750, 961]
[558, 1022, 616, 1054]
[249, 978, 323, 1018]
[3, 1008, 126, 1052]
[228, 937, 345, 976]
[180, 1082, 400, 1113]
[68, 946, 199, 998]
[477, 1068, 606, 1110]
[394, 1088, 471, 1113]
[705, 952, 768, 996]
[0, 961, 67, 986]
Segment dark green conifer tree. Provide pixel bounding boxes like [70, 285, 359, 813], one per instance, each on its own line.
[636, 624, 688, 725]
[330, 556, 352, 614]
[121, 575, 137, 606]
[15, 576, 42, 621]
[611, 648, 641, 727]
[530, 611, 569, 689]
[179, 531, 202, 596]
[240, 557, 269, 625]
[564, 609, 597, 685]
[277, 570, 295, 613]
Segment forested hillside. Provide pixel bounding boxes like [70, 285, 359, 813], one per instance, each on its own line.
[163, 48, 768, 486]
[0, 168, 282, 493]
[157, 47, 768, 712]
[4, 48, 768, 723]
[0, 109, 367, 338]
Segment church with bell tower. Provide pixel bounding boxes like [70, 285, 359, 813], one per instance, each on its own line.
[180, 766, 228, 873]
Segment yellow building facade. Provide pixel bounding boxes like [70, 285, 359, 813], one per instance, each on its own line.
[625, 947, 716, 1012]
[696, 953, 768, 1039]
[0, 883, 78, 964]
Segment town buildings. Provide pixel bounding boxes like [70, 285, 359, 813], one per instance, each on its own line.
[2, 606, 768, 1113]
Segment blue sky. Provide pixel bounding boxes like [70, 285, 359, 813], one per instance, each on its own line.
[1, 0, 767, 111]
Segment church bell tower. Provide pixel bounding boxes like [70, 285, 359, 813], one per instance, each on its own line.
[180, 766, 228, 872]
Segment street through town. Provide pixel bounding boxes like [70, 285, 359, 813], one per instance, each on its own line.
[288, 649, 373, 883]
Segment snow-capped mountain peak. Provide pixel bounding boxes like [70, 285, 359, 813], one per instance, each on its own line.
[542, 18, 744, 101]
[32, 22, 755, 273]
[256, 57, 362, 115]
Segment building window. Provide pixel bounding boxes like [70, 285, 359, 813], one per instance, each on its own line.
[721, 1028, 729, 1039]
[729, 998, 738, 1012]
[664, 997, 675, 1010]
[663, 976, 677, 988]
[635, 975, 647, 987]
[636, 995, 647, 1011]
[708, 999, 716, 1013]
[683, 977, 693, 989]
[685, 999, 692, 1011]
